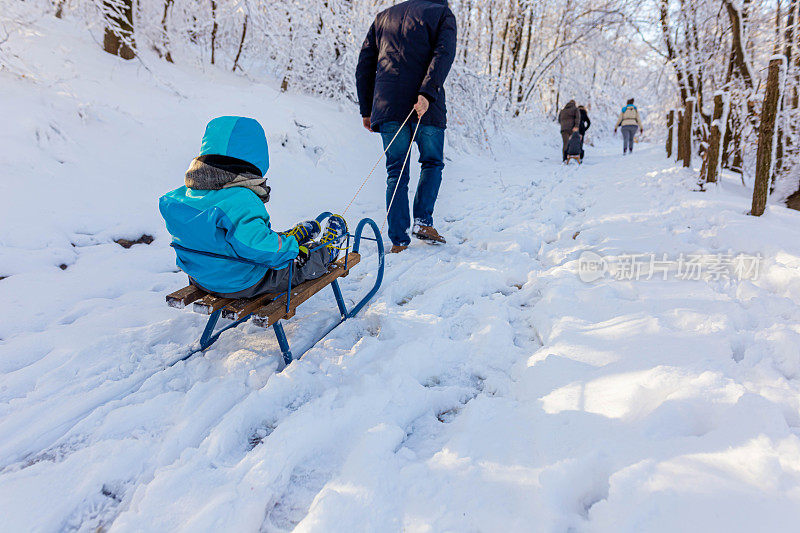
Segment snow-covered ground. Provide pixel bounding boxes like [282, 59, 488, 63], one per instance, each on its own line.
[3, 15, 800, 533]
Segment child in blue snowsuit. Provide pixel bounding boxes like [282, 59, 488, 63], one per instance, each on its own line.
[160, 116, 346, 298]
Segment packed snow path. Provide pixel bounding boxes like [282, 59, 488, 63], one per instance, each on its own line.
[4, 139, 800, 532]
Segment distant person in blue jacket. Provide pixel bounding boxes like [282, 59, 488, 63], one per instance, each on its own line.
[159, 116, 347, 298]
[356, 0, 457, 253]
[614, 98, 644, 155]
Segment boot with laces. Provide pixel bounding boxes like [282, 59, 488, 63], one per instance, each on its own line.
[318, 214, 348, 264]
[282, 220, 321, 245]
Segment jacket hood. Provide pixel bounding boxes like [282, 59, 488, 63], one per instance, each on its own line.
[199, 116, 269, 176]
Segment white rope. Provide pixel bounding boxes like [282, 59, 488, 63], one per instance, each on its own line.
[342, 109, 416, 217]
[382, 119, 422, 232]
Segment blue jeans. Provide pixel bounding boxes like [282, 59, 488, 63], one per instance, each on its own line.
[379, 121, 445, 246]
[622, 125, 638, 153]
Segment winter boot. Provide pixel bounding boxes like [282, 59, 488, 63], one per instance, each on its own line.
[390, 245, 409, 253]
[412, 224, 446, 244]
[282, 220, 321, 245]
[319, 214, 348, 264]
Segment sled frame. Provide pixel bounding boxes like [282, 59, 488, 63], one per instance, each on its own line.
[168, 213, 385, 370]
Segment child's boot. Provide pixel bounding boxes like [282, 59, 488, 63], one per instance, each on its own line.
[319, 215, 348, 264]
[283, 220, 322, 245]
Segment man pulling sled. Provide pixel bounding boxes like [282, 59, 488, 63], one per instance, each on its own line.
[355, 0, 458, 253]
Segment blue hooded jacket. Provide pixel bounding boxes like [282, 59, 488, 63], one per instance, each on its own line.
[159, 116, 299, 294]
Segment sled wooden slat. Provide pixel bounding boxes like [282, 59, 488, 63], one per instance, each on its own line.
[192, 294, 234, 315]
[221, 292, 281, 321]
[166, 285, 205, 309]
[169, 252, 360, 322]
[252, 253, 360, 328]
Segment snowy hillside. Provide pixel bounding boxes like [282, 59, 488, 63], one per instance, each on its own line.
[3, 15, 800, 533]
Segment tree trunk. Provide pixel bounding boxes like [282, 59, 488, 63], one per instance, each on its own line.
[681, 99, 694, 168]
[723, 112, 744, 173]
[210, 0, 218, 65]
[515, 5, 534, 107]
[705, 94, 726, 183]
[281, 10, 293, 91]
[666, 110, 675, 158]
[723, 0, 754, 90]
[506, 1, 523, 102]
[103, 0, 135, 60]
[778, 0, 798, 178]
[732, 128, 744, 172]
[232, 15, 248, 72]
[487, 3, 495, 76]
[158, 0, 174, 63]
[660, 0, 688, 104]
[751, 58, 785, 216]
[677, 109, 686, 164]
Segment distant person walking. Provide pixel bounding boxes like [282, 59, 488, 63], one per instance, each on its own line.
[614, 98, 643, 155]
[355, 0, 457, 254]
[578, 105, 591, 160]
[558, 100, 581, 162]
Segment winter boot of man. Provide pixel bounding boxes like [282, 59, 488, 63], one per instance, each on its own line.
[282, 220, 322, 245]
[390, 245, 409, 253]
[412, 224, 446, 244]
[319, 214, 348, 264]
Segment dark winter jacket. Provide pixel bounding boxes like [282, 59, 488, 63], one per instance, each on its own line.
[355, 0, 457, 130]
[558, 101, 581, 133]
[579, 108, 591, 135]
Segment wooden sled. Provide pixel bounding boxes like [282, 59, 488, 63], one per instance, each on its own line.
[165, 213, 385, 371]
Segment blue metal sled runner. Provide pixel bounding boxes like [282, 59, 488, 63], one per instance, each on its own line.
[165, 214, 385, 370]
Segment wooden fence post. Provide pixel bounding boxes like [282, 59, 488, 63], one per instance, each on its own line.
[751, 57, 785, 216]
[666, 110, 675, 158]
[705, 93, 726, 183]
[681, 98, 695, 168]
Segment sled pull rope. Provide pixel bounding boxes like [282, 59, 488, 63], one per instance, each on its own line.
[341, 108, 416, 217]
[383, 118, 421, 231]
